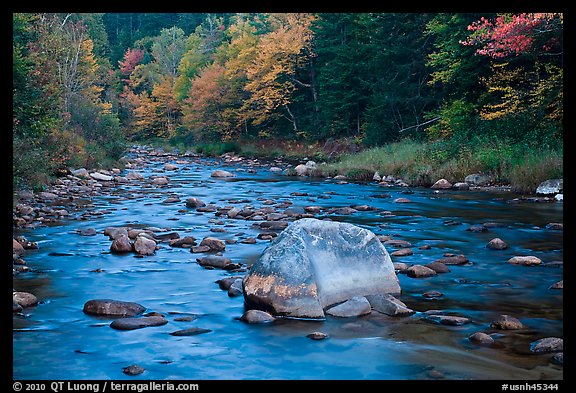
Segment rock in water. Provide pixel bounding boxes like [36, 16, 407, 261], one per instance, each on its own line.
[83, 299, 146, 317]
[134, 236, 157, 256]
[242, 218, 400, 319]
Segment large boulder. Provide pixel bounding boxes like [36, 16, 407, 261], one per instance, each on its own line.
[242, 218, 400, 319]
[536, 179, 563, 196]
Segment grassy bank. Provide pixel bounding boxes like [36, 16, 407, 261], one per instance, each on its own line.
[315, 139, 563, 194]
[151, 136, 562, 194]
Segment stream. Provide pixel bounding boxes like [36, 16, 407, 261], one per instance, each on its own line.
[13, 147, 563, 380]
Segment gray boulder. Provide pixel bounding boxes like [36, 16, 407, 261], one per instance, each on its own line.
[536, 179, 563, 196]
[242, 218, 400, 319]
[465, 173, 494, 186]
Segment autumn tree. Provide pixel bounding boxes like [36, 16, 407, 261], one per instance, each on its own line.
[241, 13, 316, 137]
[461, 13, 563, 142]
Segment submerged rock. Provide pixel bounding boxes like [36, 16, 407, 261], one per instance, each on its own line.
[123, 365, 145, 376]
[243, 218, 400, 319]
[211, 170, 235, 178]
[110, 316, 168, 330]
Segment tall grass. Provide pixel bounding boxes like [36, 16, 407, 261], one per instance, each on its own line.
[319, 138, 563, 193]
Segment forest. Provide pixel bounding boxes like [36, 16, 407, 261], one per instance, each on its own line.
[13, 13, 563, 191]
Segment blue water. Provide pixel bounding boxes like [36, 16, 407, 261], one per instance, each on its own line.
[13, 148, 563, 380]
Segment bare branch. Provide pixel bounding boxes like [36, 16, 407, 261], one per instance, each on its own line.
[399, 116, 442, 133]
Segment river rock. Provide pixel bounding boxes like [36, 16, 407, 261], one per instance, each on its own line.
[170, 327, 212, 336]
[551, 353, 563, 366]
[71, 168, 89, 178]
[424, 261, 450, 273]
[110, 234, 133, 253]
[169, 236, 197, 248]
[423, 291, 443, 298]
[486, 238, 508, 250]
[453, 182, 470, 190]
[366, 293, 415, 316]
[426, 314, 471, 326]
[240, 309, 276, 324]
[325, 296, 372, 317]
[196, 256, 240, 270]
[200, 237, 226, 252]
[549, 280, 563, 289]
[431, 179, 452, 189]
[545, 223, 563, 230]
[164, 163, 178, 171]
[211, 170, 235, 178]
[491, 314, 524, 330]
[530, 337, 563, 353]
[468, 332, 495, 345]
[110, 315, 168, 330]
[391, 248, 413, 257]
[406, 265, 437, 278]
[90, 172, 113, 181]
[243, 218, 400, 319]
[191, 245, 211, 253]
[185, 197, 206, 208]
[126, 172, 144, 180]
[307, 332, 328, 340]
[83, 299, 146, 317]
[151, 177, 169, 185]
[123, 365, 145, 376]
[465, 173, 494, 186]
[508, 256, 542, 266]
[394, 198, 411, 203]
[536, 179, 563, 196]
[434, 254, 469, 265]
[13, 291, 38, 307]
[134, 236, 157, 255]
[13, 239, 25, 256]
[228, 279, 243, 297]
[384, 239, 412, 248]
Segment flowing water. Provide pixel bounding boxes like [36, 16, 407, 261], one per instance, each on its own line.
[13, 149, 563, 380]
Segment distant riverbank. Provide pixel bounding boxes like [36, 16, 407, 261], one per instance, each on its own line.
[151, 137, 563, 195]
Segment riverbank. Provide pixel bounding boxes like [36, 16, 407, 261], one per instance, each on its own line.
[147, 137, 563, 195]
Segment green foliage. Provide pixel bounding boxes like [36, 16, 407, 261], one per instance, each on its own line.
[194, 141, 241, 156]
